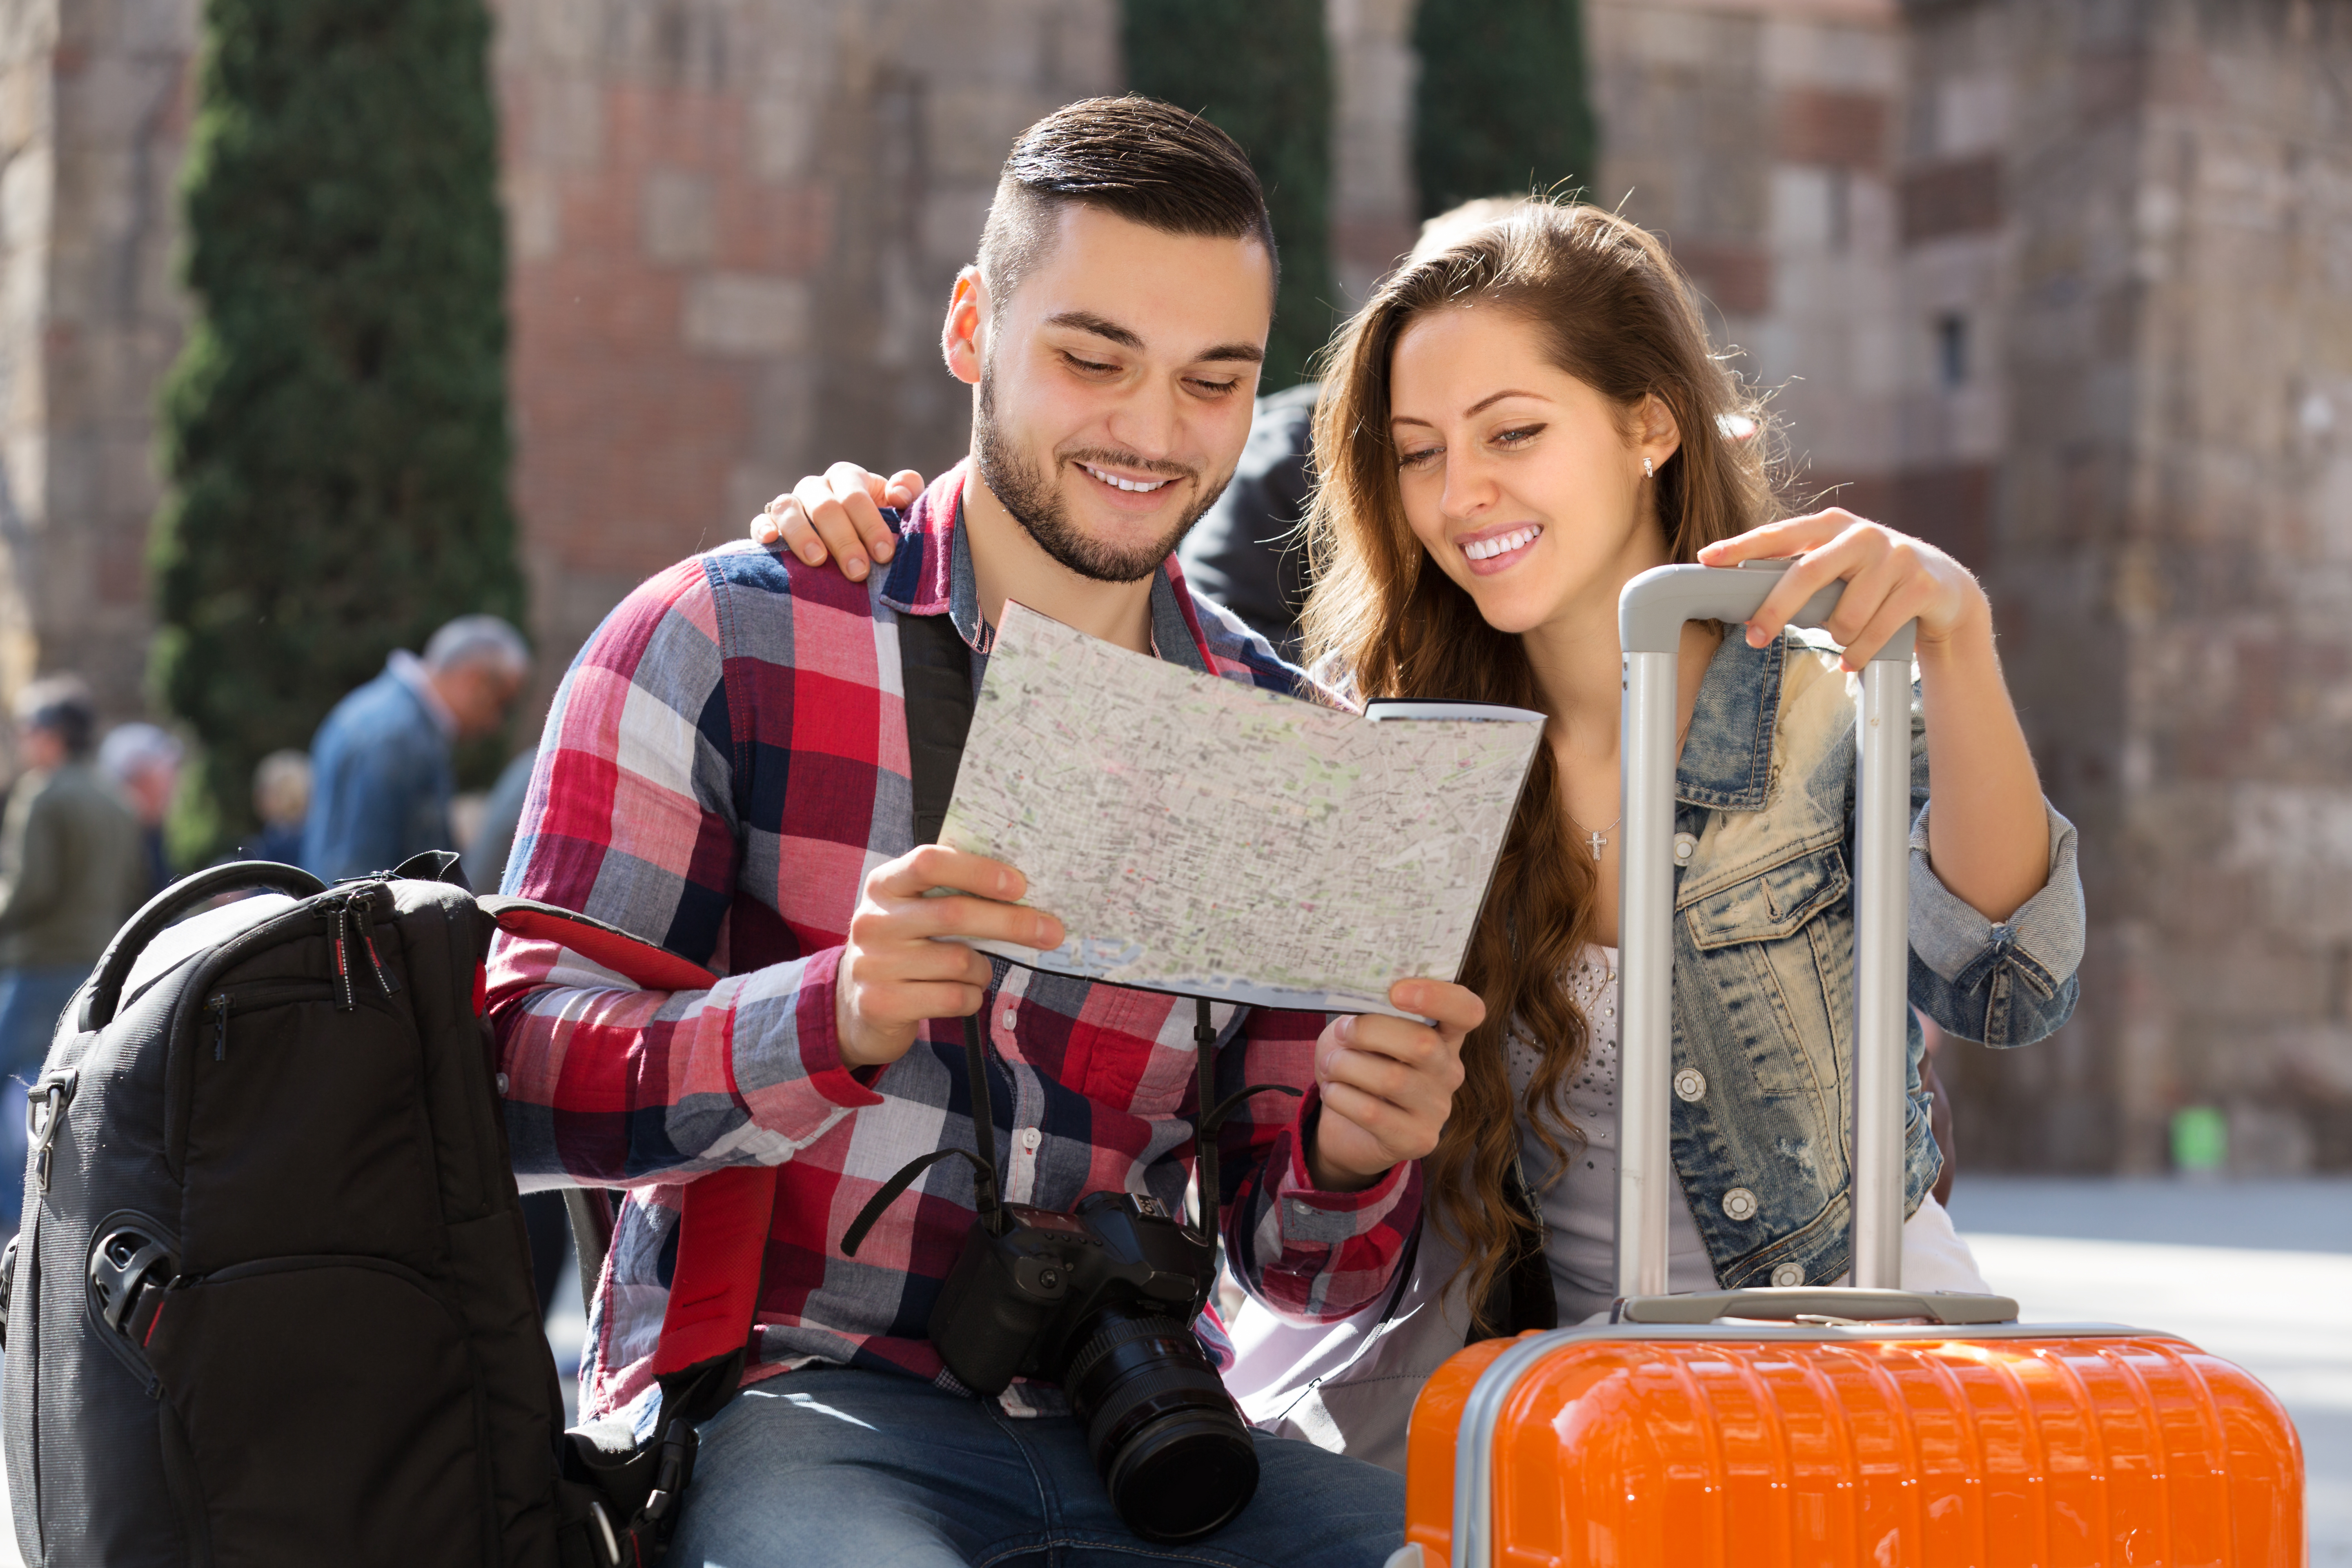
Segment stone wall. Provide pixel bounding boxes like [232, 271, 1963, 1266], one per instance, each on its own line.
[0, 0, 195, 736]
[1924, 0, 2352, 1173]
[1586, 0, 1905, 518]
[490, 0, 1119, 696]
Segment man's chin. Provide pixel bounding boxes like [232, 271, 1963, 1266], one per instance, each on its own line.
[1029, 483, 1200, 584]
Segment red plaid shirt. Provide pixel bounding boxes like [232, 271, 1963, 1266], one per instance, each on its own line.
[488, 465, 1419, 1424]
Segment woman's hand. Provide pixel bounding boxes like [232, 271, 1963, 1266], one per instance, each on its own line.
[1703, 507, 2050, 924]
[1698, 508, 1987, 672]
[751, 463, 928, 582]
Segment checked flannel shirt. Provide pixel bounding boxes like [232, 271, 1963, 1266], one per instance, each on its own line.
[487, 463, 1421, 1426]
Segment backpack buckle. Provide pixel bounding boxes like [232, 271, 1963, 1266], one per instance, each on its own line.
[27, 1069, 76, 1193]
[90, 1227, 174, 1341]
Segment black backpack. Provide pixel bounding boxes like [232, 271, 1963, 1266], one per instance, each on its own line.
[0, 855, 710, 1567]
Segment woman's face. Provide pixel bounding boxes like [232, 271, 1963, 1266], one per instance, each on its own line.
[1387, 304, 1678, 637]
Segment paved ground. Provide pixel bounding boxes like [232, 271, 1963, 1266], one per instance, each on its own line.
[6, 1176, 2345, 1561]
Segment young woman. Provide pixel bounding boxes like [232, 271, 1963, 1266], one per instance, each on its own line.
[752, 201, 2082, 1471]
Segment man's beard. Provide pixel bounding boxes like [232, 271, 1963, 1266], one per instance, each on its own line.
[973, 363, 1229, 584]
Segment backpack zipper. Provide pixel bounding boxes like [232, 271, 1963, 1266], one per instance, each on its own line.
[207, 994, 229, 1060]
[322, 884, 399, 1010]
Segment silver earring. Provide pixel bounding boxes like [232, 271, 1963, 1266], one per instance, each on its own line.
[1643, 457, 1655, 478]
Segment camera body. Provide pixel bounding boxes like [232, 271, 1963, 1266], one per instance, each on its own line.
[927, 1189, 1207, 1395]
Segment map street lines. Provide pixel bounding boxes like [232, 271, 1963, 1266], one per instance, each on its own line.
[937, 603, 1544, 1016]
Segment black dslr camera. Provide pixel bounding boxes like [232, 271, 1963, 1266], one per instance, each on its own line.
[846, 1004, 1294, 1543]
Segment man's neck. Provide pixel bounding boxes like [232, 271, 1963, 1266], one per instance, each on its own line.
[960, 462, 1159, 655]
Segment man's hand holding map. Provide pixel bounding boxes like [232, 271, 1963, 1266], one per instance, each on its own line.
[938, 603, 1544, 1016]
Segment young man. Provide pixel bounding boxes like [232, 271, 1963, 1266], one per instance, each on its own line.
[488, 98, 1481, 1568]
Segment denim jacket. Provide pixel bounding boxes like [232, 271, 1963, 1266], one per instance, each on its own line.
[301, 661, 456, 882]
[1667, 626, 2082, 1290]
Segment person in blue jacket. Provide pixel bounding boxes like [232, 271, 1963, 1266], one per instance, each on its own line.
[302, 616, 529, 882]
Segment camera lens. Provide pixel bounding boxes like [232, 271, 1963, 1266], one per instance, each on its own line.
[1061, 1306, 1258, 1541]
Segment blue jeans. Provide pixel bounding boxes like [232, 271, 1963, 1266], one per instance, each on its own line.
[0, 964, 90, 1230]
[666, 1366, 1405, 1568]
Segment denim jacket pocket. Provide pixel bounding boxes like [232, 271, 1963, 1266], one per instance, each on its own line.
[1683, 843, 1850, 950]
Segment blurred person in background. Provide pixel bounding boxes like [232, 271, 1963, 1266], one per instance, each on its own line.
[0, 677, 146, 1234]
[244, 749, 311, 866]
[303, 615, 529, 882]
[99, 722, 183, 898]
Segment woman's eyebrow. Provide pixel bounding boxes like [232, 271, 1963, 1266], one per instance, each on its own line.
[1390, 389, 1552, 428]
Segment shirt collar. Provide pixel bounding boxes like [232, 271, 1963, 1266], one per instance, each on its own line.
[386, 649, 459, 739]
[1674, 629, 1787, 811]
[879, 459, 1212, 674]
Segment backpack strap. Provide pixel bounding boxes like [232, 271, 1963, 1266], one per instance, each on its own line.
[896, 606, 980, 845]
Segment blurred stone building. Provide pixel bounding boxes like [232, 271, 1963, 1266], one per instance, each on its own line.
[1, 0, 2349, 1172]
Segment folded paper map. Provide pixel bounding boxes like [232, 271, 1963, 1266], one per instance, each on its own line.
[938, 603, 1544, 1016]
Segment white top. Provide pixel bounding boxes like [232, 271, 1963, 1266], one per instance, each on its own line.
[1507, 946, 1718, 1323]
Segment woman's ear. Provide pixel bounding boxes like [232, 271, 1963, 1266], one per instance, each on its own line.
[1637, 392, 1682, 473]
[942, 267, 987, 386]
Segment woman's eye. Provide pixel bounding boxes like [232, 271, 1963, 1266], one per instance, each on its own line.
[1398, 446, 1441, 469]
[1494, 424, 1545, 448]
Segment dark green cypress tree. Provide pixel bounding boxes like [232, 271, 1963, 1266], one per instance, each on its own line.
[1412, 0, 1599, 218]
[1123, 0, 1336, 388]
[154, 0, 521, 863]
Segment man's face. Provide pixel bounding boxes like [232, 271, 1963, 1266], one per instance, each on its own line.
[968, 205, 1272, 582]
[15, 724, 63, 773]
[446, 666, 523, 741]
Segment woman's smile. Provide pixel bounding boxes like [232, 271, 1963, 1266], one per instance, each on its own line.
[1457, 522, 1546, 574]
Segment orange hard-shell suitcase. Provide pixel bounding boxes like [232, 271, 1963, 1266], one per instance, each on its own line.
[1390, 565, 2305, 1568]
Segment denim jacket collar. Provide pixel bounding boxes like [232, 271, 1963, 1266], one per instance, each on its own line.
[1675, 629, 1788, 813]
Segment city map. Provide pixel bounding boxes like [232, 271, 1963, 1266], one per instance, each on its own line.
[938, 604, 1545, 1016]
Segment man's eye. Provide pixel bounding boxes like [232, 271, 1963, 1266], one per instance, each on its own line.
[1063, 352, 1118, 375]
[1186, 377, 1241, 396]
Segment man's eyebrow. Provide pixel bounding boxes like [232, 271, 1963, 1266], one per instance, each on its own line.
[1044, 311, 1144, 350]
[1042, 312, 1265, 365]
[1390, 388, 1550, 427]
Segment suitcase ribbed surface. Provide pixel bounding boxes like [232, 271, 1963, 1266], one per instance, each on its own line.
[1405, 1330, 2304, 1567]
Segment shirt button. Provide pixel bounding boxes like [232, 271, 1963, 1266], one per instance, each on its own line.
[1722, 1187, 1758, 1222]
[1771, 1263, 1804, 1288]
[1000, 1009, 1018, 1030]
[1673, 832, 1697, 862]
[1673, 1067, 1706, 1102]
[1019, 1127, 1041, 1151]
[494, 1072, 510, 1097]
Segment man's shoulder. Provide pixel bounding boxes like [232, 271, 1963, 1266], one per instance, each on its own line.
[316, 668, 427, 748]
[591, 543, 882, 664]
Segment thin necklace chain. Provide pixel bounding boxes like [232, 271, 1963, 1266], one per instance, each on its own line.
[1566, 713, 1695, 861]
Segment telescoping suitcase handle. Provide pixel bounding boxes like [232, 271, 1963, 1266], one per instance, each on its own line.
[1616, 560, 1916, 1298]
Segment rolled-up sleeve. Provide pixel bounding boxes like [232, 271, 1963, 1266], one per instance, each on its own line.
[1906, 798, 2083, 1047]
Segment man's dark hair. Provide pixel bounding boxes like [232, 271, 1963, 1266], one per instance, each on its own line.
[977, 96, 1278, 314]
[14, 675, 97, 758]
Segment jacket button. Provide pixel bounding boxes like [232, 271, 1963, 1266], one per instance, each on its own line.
[1771, 1263, 1804, 1288]
[1673, 1067, 1706, 1102]
[494, 1072, 509, 1097]
[1722, 1187, 1758, 1221]
[1673, 832, 1697, 862]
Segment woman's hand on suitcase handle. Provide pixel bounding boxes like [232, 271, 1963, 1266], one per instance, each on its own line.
[1305, 980, 1483, 1193]
[751, 463, 927, 581]
[836, 845, 1065, 1071]
[1700, 509, 2051, 923]
[1698, 509, 1989, 672]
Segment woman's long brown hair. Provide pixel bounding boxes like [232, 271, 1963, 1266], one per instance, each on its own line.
[1300, 202, 1781, 1316]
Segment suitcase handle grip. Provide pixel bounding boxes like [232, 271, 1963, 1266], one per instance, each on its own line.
[1619, 558, 1918, 659]
[1613, 1288, 2019, 1326]
[80, 861, 327, 1031]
